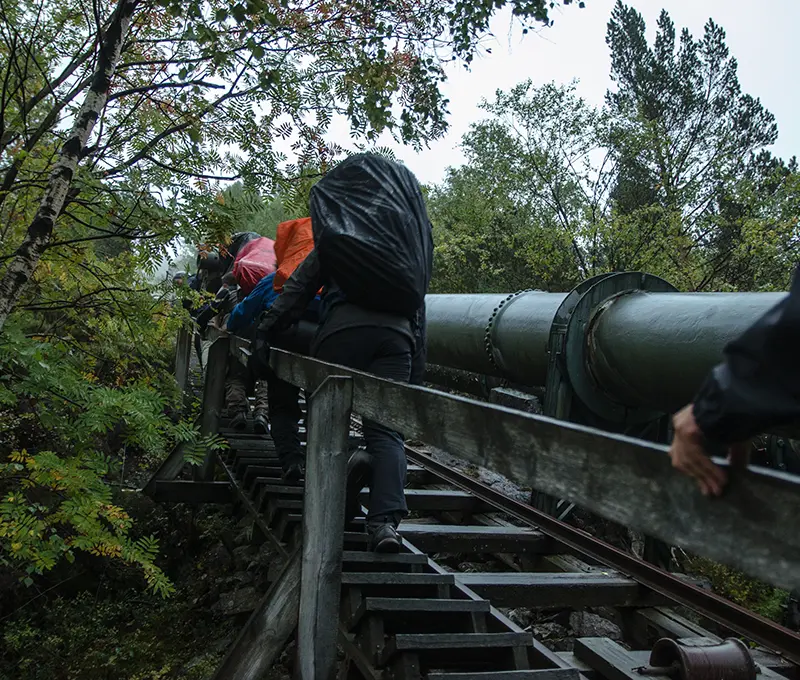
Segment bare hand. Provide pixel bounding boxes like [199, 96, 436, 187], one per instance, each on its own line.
[669, 405, 748, 496]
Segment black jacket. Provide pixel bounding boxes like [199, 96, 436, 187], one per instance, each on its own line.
[693, 267, 800, 445]
[258, 249, 427, 381]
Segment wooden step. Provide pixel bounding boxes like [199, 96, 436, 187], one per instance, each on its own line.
[360, 489, 487, 513]
[344, 524, 551, 555]
[242, 465, 282, 488]
[152, 480, 231, 504]
[406, 464, 436, 485]
[235, 456, 278, 476]
[350, 597, 490, 632]
[342, 551, 428, 573]
[573, 637, 648, 680]
[379, 632, 532, 667]
[341, 572, 455, 599]
[455, 572, 665, 609]
[252, 481, 303, 497]
[427, 671, 580, 680]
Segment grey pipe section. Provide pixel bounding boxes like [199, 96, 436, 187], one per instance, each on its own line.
[426, 292, 566, 386]
[426, 290, 786, 414]
[587, 291, 786, 413]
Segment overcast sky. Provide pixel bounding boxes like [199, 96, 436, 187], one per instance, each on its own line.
[348, 0, 800, 187]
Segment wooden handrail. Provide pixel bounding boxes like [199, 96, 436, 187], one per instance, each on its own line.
[221, 334, 798, 592]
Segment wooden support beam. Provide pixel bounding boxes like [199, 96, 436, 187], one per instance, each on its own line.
[271, 349, 800, 591]
[175, 326, 192, 396]
[152, 480, 232, 504]
[141, 414, 201, 496]
[211, 549, 300, 680]
[574, 638, 670, 680]
[298, 375, 353, 680]
[200, 337, 229, 481]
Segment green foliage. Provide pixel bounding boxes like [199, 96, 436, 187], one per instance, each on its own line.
[1, 585, 234, 679]
[685, 556, 789, 622]
[0, 325, 179, 596]
[429, 6, 796, 294]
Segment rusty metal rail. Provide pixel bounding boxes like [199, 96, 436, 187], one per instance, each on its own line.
[401, 443, 800, 664]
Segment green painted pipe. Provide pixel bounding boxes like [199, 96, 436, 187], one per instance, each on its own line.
[586, 290, 786, 412]
[425, 289, 786, 414]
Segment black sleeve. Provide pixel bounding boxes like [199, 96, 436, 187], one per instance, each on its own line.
[258, 250, 323, 336]
[693, 268, 800, 445]
[409, 302, 427, 386]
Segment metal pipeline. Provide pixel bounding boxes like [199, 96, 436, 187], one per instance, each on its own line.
[426, 292, 566, 386]
[586, 291, 786, 413]
[425, 285, 787, 416]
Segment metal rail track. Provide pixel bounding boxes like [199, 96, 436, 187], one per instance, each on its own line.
[185, 411, 800, 679]
[400, 442, 800, 663]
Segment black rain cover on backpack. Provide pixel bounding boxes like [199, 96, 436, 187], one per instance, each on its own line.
[310, 154, 433, 318]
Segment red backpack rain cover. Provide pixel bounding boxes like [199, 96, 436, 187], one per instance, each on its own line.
[232, 237, 276, 295]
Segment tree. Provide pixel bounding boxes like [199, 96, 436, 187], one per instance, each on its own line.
[605, 2, 781, 288]
[428, 81, 612, 292]
[0, 0, 585, 331]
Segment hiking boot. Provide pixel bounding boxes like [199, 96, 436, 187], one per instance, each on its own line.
[253, 412, 269, 435]
[229, 409, 249, 431]
[367, 516, 402, 553]
[281, 456, 305, 484]
[344, 449, 373, 527]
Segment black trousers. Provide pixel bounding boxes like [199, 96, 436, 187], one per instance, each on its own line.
[315, 327, 412, 521]
[266, 367, 302, 465]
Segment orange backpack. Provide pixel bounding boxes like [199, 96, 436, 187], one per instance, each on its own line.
[273, 217, 316, 293]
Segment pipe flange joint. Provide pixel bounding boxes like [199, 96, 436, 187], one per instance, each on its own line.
[483, 289, 537, 371]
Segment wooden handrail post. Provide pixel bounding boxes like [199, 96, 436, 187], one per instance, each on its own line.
[199, 336, 229, 481]
[298, 375, 353, 680]
[174, 325, 192, 396]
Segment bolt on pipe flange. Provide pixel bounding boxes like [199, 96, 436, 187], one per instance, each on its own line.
[644, 638, 757, 680]
[483, 289, 541, 372]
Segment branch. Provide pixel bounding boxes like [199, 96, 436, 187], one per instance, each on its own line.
[142, 154, 240, 181]
[108, 79, 225, 100]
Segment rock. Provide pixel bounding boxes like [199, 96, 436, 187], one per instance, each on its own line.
[235, 527, 251, 545]
[207, 543, 233, 572]
[221, 571, 255, 589]
[212, 587, 258, 616]
[533, 622, 569, 640]
[232, 545, 257, 570]
[253, 542, 276, 568]
[569, 611, 622, 640]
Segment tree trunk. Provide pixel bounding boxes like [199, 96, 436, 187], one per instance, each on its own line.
[0, 0, 139, 332]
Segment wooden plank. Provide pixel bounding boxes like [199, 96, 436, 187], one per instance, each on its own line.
[427, 670, 580, 680]
[297, 376, 353, 680]
[141, 415, 201, 496]
[342, 525, 551, 555]
[270, 349, 800, 591]
[573, 638, 671, 680]
[455, 572, 665, 609]
[342, 573, 455, 586]
[379, 632, 531, 666]
[402, 524, 551, 555]
[361, 488, 485, 513]
[350, 597, 492, 633]
[200, 337, 229, 480]
[211, 549, 300, 680]
[556, 652, 597, 680]
[152, 480, 232, 504]
[174, 326, 192, 396]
